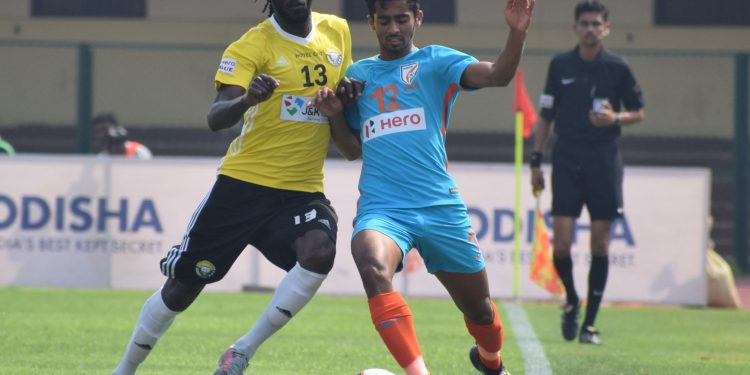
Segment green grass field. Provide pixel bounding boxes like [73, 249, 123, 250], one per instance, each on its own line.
[1, 287, 748, 374]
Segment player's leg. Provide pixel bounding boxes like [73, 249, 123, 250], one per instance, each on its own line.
[419, 205, 506, 374]
[114, 176, 250, 375]
[579, 141, 622, 344]
[437, 270, 507, 375]
[552, 217, 579, 306]
[112, 277, 204, 375]
[353, 211, 427, 375]
[551, 142, 586, 341]
[218, 195, 337, 372]
[578, 219, 612, 344]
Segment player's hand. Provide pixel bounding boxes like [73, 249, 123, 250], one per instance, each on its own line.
[245, 74, 279, 106]
[505, 0, 535, 33]
[531, 168, 545, 196]
[589, 101, 618, 127]
[336, 77, 365, 107]
[308, 87, 344, 117]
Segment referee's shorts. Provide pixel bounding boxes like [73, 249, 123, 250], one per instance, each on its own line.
[551, 139, 623, 221]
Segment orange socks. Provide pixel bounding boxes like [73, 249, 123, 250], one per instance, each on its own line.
[464, 301, 504, 370]
[368, 292, 425, 373]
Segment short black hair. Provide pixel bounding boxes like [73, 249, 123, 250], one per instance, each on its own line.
[575, 0, 608, 21]
[364, 0, 420, 17]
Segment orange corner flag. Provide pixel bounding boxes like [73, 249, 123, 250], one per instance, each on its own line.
[514, 69, 537, 139]
[529, 207, 564, 296]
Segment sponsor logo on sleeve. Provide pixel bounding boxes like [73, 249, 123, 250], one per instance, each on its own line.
[362, 108, 426, 142]
[280, 95, 328, 124]
[218, 57, 237, 75]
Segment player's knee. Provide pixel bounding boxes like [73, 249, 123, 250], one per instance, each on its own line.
[465, 297, 495, 325]
[298, 239, 336, 274]
[357, 262, 392, 290]
[161, 278, 205, 312]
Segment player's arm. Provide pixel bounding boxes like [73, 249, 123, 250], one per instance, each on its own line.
[206, 74, 279, 132]
[310, 86, 362, 161]
[461, 0, 535, 89]
[530, 117, 553, 195]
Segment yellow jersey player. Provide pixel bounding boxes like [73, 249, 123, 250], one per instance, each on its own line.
[111, 1, 352, 375]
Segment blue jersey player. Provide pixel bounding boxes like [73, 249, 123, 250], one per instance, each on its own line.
[313, 0, 535, 374]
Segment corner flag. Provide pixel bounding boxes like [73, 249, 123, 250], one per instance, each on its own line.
[514, 69, 537, 138]
[529, 202, 563, 296]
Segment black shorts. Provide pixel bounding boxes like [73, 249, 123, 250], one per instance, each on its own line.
[551, 140, 623, 220]
[160, 175, 338, 284]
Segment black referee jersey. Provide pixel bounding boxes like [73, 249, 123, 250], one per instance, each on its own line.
[539, 46, 644, 143]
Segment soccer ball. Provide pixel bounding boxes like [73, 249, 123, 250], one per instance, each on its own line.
[357, 369, 396, 375]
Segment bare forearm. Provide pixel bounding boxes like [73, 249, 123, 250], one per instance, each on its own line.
[617, 109, 645, 126]
[206, 96, 255, 132]
[532, 118, 553, 153]
[329, 113, 361, 160]
[491, 29, 527, 86]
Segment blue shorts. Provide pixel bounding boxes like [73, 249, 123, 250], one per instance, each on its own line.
[353, 205, 485, 274]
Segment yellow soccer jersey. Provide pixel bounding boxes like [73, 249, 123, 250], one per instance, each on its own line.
[214, 12, 352, 193]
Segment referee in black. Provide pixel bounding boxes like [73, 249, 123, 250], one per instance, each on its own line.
[530, 0, 644, 345]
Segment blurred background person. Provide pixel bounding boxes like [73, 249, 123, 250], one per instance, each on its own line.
[92, 112, 152, 159]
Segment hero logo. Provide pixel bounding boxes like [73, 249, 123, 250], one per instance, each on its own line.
[218, 57, 237, 75]
[0, 195, 163, 233]
[362, 108, 426, 142]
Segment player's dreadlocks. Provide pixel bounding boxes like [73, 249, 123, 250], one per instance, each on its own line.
[257, 0, 274, 17]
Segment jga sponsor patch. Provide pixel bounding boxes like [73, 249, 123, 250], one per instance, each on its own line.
[280, 95, 328, 124]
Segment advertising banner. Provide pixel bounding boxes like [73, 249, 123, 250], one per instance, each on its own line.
[0, 156, 709, 304]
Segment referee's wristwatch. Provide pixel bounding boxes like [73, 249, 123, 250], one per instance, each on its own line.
[613, 113, 622, 126]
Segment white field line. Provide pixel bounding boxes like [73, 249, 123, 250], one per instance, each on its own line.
[503, 302, 553, 375]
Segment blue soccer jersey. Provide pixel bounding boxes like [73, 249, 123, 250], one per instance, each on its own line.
[344, 46, 478, 211]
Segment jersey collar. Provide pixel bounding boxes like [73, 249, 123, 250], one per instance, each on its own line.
[270, 14, 316, 45]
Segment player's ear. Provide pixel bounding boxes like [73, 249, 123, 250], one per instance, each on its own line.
[367, 15, 375, 31]
[415, 10, 423, 27]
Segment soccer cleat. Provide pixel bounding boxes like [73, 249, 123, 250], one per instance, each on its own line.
[469, 346, 510, 375]
[561, 302, 580, 341]
[579, 326, 602, 345]
[213, 347, 249, 375]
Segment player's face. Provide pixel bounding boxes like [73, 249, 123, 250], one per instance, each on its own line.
[369, 0, 423, 60]
[574, 12, 609, 47]
[271, 0, 313, 22]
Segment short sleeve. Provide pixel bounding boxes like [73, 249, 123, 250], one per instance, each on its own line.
[432, 46, 478, 88]
[539, 59, 558, 121]
[214, 34, 265, 91]
[621, 64, 644, 111]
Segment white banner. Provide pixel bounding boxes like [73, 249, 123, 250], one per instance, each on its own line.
[0, 156, 708, 305]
